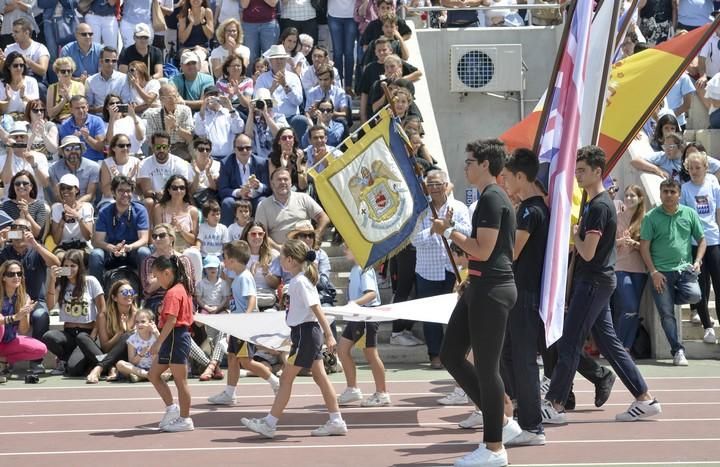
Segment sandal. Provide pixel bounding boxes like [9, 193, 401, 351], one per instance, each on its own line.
[106, 368, 119, 382]
[199, 363, 216, 382]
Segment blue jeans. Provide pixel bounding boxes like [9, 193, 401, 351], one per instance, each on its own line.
[415, 271, 455, 358]
[547, 280, 648, 405]
[327, 16, 357, 89]
[89, 247, 152, 287]
[612, 271, 648, 350]
[649, 269, 701, 356]
[243, 20, 280, 74]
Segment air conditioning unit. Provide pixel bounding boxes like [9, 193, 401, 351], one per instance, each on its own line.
[449, 44, 523, 93]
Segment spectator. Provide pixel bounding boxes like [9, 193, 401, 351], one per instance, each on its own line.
[49, 135, 100, 204]
[119, 8, 155, 50]
[84, 0, 121, 48]
[3, 17, 47, 83]
[89, 175, 152, 286]
[241, 0, 281, 73]
[255, 166, 329, 249]
[114, 307, 158, 382]
[650, 112, 680, 152]
[138, 131, 195, 214]
[215, 54, 254, 114]
[360, 0, 411, 52]
[483, 0, 524, 27]
[640, 178, 705, 366]
[0, 260, 47, 376]
[153, 175, 203, 284]
[639, 0, 676, 45]
[198, 200, 230, 258]
[47, 57, 85, 123]
[0, 52, 40, 120]
[441, 0, 484, 27]
[25, 99, 58, 161]
[228, 199, 253, 240]
[327, 0, 358, 93]
[0, 5, 37, 49]
[264, 27, 308, 76]
[58, 95, 107, 163]
[86, 46, 133, 115]
[43, 249, 105, 377]
[215, 0, 241, 24]
[305, 65, 348, 116]
[303, 100, 344, 150]
[126, 61, 161, 113]
[1, 171, 48, 240]
[303, 124, 341, 166]
[143, 84, 195, 161]
[211, 18, 251, 76]
[697, 28, 720, 90]
[103, 95, 146, 154]
[190, 136, 221, 207]
[411, 169, 471, 366]
[268, 127, 308, 192]
[666, 72, 695, 131]
[0, 122, 49, 199]
[612, 185, 648, 351]
[280, 0, 318, 43]
[255, 44, 308, 138]
[677, 0, 713, 31]
[680, 151, 720, 344]
[301, 45, 342, 93]
[171, 50, 215, 112]
[219, 133, 271, 224]
[244, 89, 289, 161]
[193, 85, 245, 160]
[50, 174, 95, 257]
[118, 24, 164, 80]
[195, 255, 229, 381]
[242, 221, 280, 309]
[679, 141, 720, 183]
[59, 23, 103, 80]
[362, 14, 410, 67]
[85, 280, 138, 384]
[177, 0, 215, 51]
[99, 134, 142, 209]
[631, 132, 685, 180]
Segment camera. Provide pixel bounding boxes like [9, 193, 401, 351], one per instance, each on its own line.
[7, 230, 23, 240]
[254, 99, 265, 110]
[57, 267, 72, 277]
[116, 104, 129, 113]
[25, 374, 39, 384]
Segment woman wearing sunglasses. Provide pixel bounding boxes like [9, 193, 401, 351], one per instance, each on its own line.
[85, 280, 138, 384]
[268, 127, 307, 192]
[1, 171, 48, 241]
[0, 52, 39, 121]
[50, 174, 94, 259]
[152, 176, 203, 284]
[0, 260, 47, 383]
[98, 134, 142, 210]
[103, 94, 146, 155]
[126, 61, 160, 114]
[25, 100, 58, 160]
[242, 221, 279, 310]
[47, 57, 85, 123]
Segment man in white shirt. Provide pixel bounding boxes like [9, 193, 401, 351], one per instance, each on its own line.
[0, 121, 49, 201]
[138, 131, 194, 214]
[86, 46, 132, 115]
[193, 85, 245, 161]
[4, 17, 50, 83]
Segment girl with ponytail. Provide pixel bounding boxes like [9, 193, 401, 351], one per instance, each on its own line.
[147, 255, 195, 433]
[241, 239, 347, 439]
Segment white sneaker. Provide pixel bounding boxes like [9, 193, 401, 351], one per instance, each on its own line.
[541, 400, 566, 425]
[311, 419, 348, 436]
[50, 360, 65, 376]
[268, 375, 280, 395]
[691, 311, 702, 324]
[337, 387, 363, 405]
[501, 418, 522, 444]
[539, 375, 551, 398]
[389, 333, 417, 346]
[459, 410, 483, 429]
[208, 390, 236, 405]
[438, 387, 469, 406]
[361, 392, 391, 407]
[158, 404, 180, 429]
[673, 349, 689, 366]
[241, 417, 276, 439]
[615, 399, 662, 421]
[505, 429, 546, 446]
[162, 417, 194, 432]
[403, 330, 424, 345]
[454, 444, 508, 467]
[704, 328, 717, 344]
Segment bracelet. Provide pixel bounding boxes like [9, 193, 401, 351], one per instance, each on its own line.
[650, 270, 659, 276]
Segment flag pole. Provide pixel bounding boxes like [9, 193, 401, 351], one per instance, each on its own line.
[613, 0, 639, 56]
[380, 82, 462, 284]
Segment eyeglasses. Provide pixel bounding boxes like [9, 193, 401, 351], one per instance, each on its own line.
[59, 184, 75, 191]
[426, 182, 445, 188]
[297, 232, 315, 239]
[114, 143, 131, 149]
[662, 144, 677, 150]
[116, 188, 133, 195]
[152, 232, 168, 240]
[170, 184, 187, 191]
[154, 144, 169, 150]
[464, 158, 478, 166]
[280, 135, 294, 142]
[14, 181, 31, 187]
[64, 144, 82, 152]
[249, 231, 265, 238]
[235, 145, 252, 151]
[58, 69, 72, 75]
[196, 146, 211, 153]
[79, 32, 94, 37]
[103, 58, 118, 63]
[119, 288, 136, 297]
[3, 271, 22, 278]
[11, 63, 25, 69]
[32, 108, 45, 114]
[318, 108, 333, 113]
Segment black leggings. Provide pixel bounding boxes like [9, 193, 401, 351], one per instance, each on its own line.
[390, 245, 416, 332]
[97, 333, 131, 371]
[42, 328, 103, 377]
[692, 245, 720, 329]
[440, 279, 516, 443]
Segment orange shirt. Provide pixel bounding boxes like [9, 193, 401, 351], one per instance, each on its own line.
[158, 283, 195, 328]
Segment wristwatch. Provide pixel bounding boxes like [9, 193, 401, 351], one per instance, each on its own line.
[443, 227, 454, 239]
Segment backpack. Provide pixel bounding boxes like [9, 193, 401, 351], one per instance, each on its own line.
[103, 266, 142, 298]
[163, 62, 180, 79]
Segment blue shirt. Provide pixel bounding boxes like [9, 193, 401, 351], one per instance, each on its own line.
[96, 201, 149, 244]
[171, 73, 214, 101]
[230, 269, 257, 313]
[348, 265, 380, 306]
[665, 74, 695, 126]
[58, 115, 107, 162]
[678, 0, 713, 27]
[646, 151, 720, 181]
[59, 42, 103, 78]
[681, 177, 720, 245]
[86, 70, 134, 110]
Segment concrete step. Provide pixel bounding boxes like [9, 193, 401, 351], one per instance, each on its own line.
[682, 340, 720, 359]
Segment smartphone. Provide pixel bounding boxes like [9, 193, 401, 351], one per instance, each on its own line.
[7, 230, 23, 240]
[11, 142, 26, 149]
[57, 267, 71, 277]
[117, 104, 129, 113]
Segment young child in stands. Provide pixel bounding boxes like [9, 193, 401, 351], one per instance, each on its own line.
[336, 244, 390, 407]
[196, 255, 231, 381]
[242, 239, 347, 439]
[227, 200, 253, 241]
[198, 200, 230, 259]
[116, 308, 159, 383]
[207, 240, 280, 404]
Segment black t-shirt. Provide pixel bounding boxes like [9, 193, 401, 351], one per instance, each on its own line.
[574, 191, 617, 286]
[118, 45, 164, 73]
[358, 60, 418, 95]
[362, 38, 403, 68]
[639, 0, 673, 21]
[513, 195, 549, 291]
[360, 18, 412, 47]
[467, 184, 516, 282]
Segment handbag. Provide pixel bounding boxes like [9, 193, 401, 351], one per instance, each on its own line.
[152, 0, 167, 32]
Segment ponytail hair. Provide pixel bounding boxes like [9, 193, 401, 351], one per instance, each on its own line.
[282, 238, 318, 285]
[152, 255, 193, 294]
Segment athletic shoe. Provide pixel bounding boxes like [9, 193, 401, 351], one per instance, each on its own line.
[361, 392, 391, 407]
[337, 387, 363, 405]
[505, 429, 546, 446]
[162, 417, 194, 432]
[389, 333, 417, 346]
[438, 387, 469, 405]
[673, 349, 689, 366]
[241, 417, 276, 439]
[459, 410, 483, 429]
[207, 390, 236, 405]
[403, 330, 424, 345]
[615, 399, 662, 422]
[691, 311, 702, 324]
[501, 417, 522, 444]
[268, 375, 280, 395]
[704, 328, 717, 344]
[50, 360, 65, 376]
[454, 444, 508, 467]
[595, 372, 616, 408]
[539, 376, 551, 398]
[311, 419, 348, 436]
[29, 363, 45, 375]
[541, 400, 566, 425]
[158, 404, 180, 429]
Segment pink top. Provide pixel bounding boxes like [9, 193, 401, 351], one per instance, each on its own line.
[354, 0, 379, 35]
[615, 204, 647, 274]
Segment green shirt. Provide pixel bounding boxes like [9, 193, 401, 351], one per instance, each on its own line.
[640, 204, 704, 272]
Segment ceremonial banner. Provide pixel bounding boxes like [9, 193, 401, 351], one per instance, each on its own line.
[308, 108, 428, 269]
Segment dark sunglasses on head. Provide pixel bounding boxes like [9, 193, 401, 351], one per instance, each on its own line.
[151, 232, 168, 240]
[3, 271, 22, 278]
